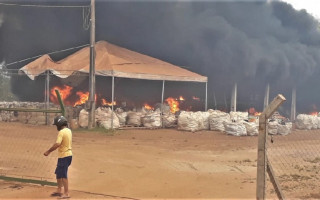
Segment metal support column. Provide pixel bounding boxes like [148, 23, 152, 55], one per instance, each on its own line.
[111, 76, 115, 129]
[213, 92, 217, 110]
[205, 82, 208, 111]
[291, 87, 296, 122]
[263, 84, 270, 109]
[161, 80, 165, 127]
[45, 71, 50, 125]
[230, 83, 237, 112]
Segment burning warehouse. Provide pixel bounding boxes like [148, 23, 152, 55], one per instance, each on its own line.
[18, 40, 208, 128]
[2, 1, 320, 134]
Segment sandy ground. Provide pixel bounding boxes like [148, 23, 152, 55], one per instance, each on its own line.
[0, 122, 320, 199]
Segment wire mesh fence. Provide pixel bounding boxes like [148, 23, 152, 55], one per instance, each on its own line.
[1, 69, 320, 198]
[0, 121, 57, 182]
[267, 128, 320, 199]
[0, 70, 62, 183]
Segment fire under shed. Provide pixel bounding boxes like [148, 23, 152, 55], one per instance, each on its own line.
[19, 40, 208, 126]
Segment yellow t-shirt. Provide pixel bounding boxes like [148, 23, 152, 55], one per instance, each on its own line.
[56, 128, 72, 158]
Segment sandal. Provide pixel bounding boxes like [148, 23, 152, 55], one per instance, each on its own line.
[59, 195, 71, 199]
[50, 192, 62, 197]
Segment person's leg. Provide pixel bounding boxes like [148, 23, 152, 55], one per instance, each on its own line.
[62, 178, 69, 197]
[60, 157, 71, 198]
[57, 178, 63, 194]
[53, 159, 64, 196]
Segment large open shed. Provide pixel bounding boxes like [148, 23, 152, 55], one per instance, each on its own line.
[19, 40, 208, 124]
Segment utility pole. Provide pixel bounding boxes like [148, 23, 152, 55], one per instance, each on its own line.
[88, 0, 96, 129]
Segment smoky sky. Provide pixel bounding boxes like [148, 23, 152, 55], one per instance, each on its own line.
[1, 0, 320, 113]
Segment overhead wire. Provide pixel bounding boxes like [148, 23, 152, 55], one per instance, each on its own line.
[4, 44, 90, 68]
[0, 2, 90, 8]
[1, 1, 91, 67]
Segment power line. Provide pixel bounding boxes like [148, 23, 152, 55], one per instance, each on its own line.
[0, 2, 90, 8]
[4, 44, 90, 67]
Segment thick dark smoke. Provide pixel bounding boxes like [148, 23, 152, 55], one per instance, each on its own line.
[1, 0, 320, 114]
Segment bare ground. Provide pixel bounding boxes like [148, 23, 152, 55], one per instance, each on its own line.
[0, 122, 319, 199]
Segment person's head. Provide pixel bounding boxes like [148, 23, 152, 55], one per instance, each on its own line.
[53, 115, 68, 131]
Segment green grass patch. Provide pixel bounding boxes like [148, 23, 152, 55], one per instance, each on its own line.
[0, 175, 57, 186]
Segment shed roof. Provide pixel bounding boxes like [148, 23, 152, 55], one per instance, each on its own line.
[20, 40, 207, 82]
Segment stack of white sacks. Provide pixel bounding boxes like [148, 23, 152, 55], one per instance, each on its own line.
[78, 107, 120, 129]
[178, 109, 292, 136]
[177, 111, 210, 132]
[76, 106, 292, 135]
[78, 107, 163, 129]
[295, 114, 320, 130]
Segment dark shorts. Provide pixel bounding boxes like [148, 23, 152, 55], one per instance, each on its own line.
[55, 156, 72, 179]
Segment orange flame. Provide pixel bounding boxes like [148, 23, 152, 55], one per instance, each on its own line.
[101, 99, 117, 106]
[254, 112, 262, 116]
[179, 96, 185, 101]
[166, 97, 180, 113]
[309, 112, 318, 116]
[74, 91, 90, 107]
[192, 96, 200, 101]
[144, 103, 154, 110]
[50, 85, 72, 104]
[50, 84, 98, 107]
[248, 107, 262, 116]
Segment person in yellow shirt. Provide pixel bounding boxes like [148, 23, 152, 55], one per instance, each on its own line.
[44, 115, 72, 199]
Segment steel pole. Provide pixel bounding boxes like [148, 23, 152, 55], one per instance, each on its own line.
[205, 82, 208, 111]
[111, 76, 114, 129]
[291, 87, 296, 122]
[263, 84, 270, 109]
[213, 92, 217, 110]
[230, 83, 237, 112]
[161, 80, 165, 127]
[45, 71, 50, 125]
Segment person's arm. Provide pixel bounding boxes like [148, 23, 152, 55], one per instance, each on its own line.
[44, 143, 61, 156]
[44, 131, 63, 156]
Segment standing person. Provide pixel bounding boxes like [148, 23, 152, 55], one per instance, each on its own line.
[44, 115, 72, 199]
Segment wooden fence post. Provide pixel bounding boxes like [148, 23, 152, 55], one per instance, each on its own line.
[256, 94, 286, 200]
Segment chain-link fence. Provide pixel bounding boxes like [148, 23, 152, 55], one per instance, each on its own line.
[1, 69, 320, 198]
[0, 121, 57, 183]
[267, 128, 320, 199]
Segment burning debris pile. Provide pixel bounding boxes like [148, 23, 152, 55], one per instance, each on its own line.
[77, 106, 171, 129]
[0, 98, 293, 137]
[47, 85, 193, 129]
[0, 86, 293, 136]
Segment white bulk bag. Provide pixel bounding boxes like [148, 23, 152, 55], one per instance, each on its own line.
[224, 122, 247, 136]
